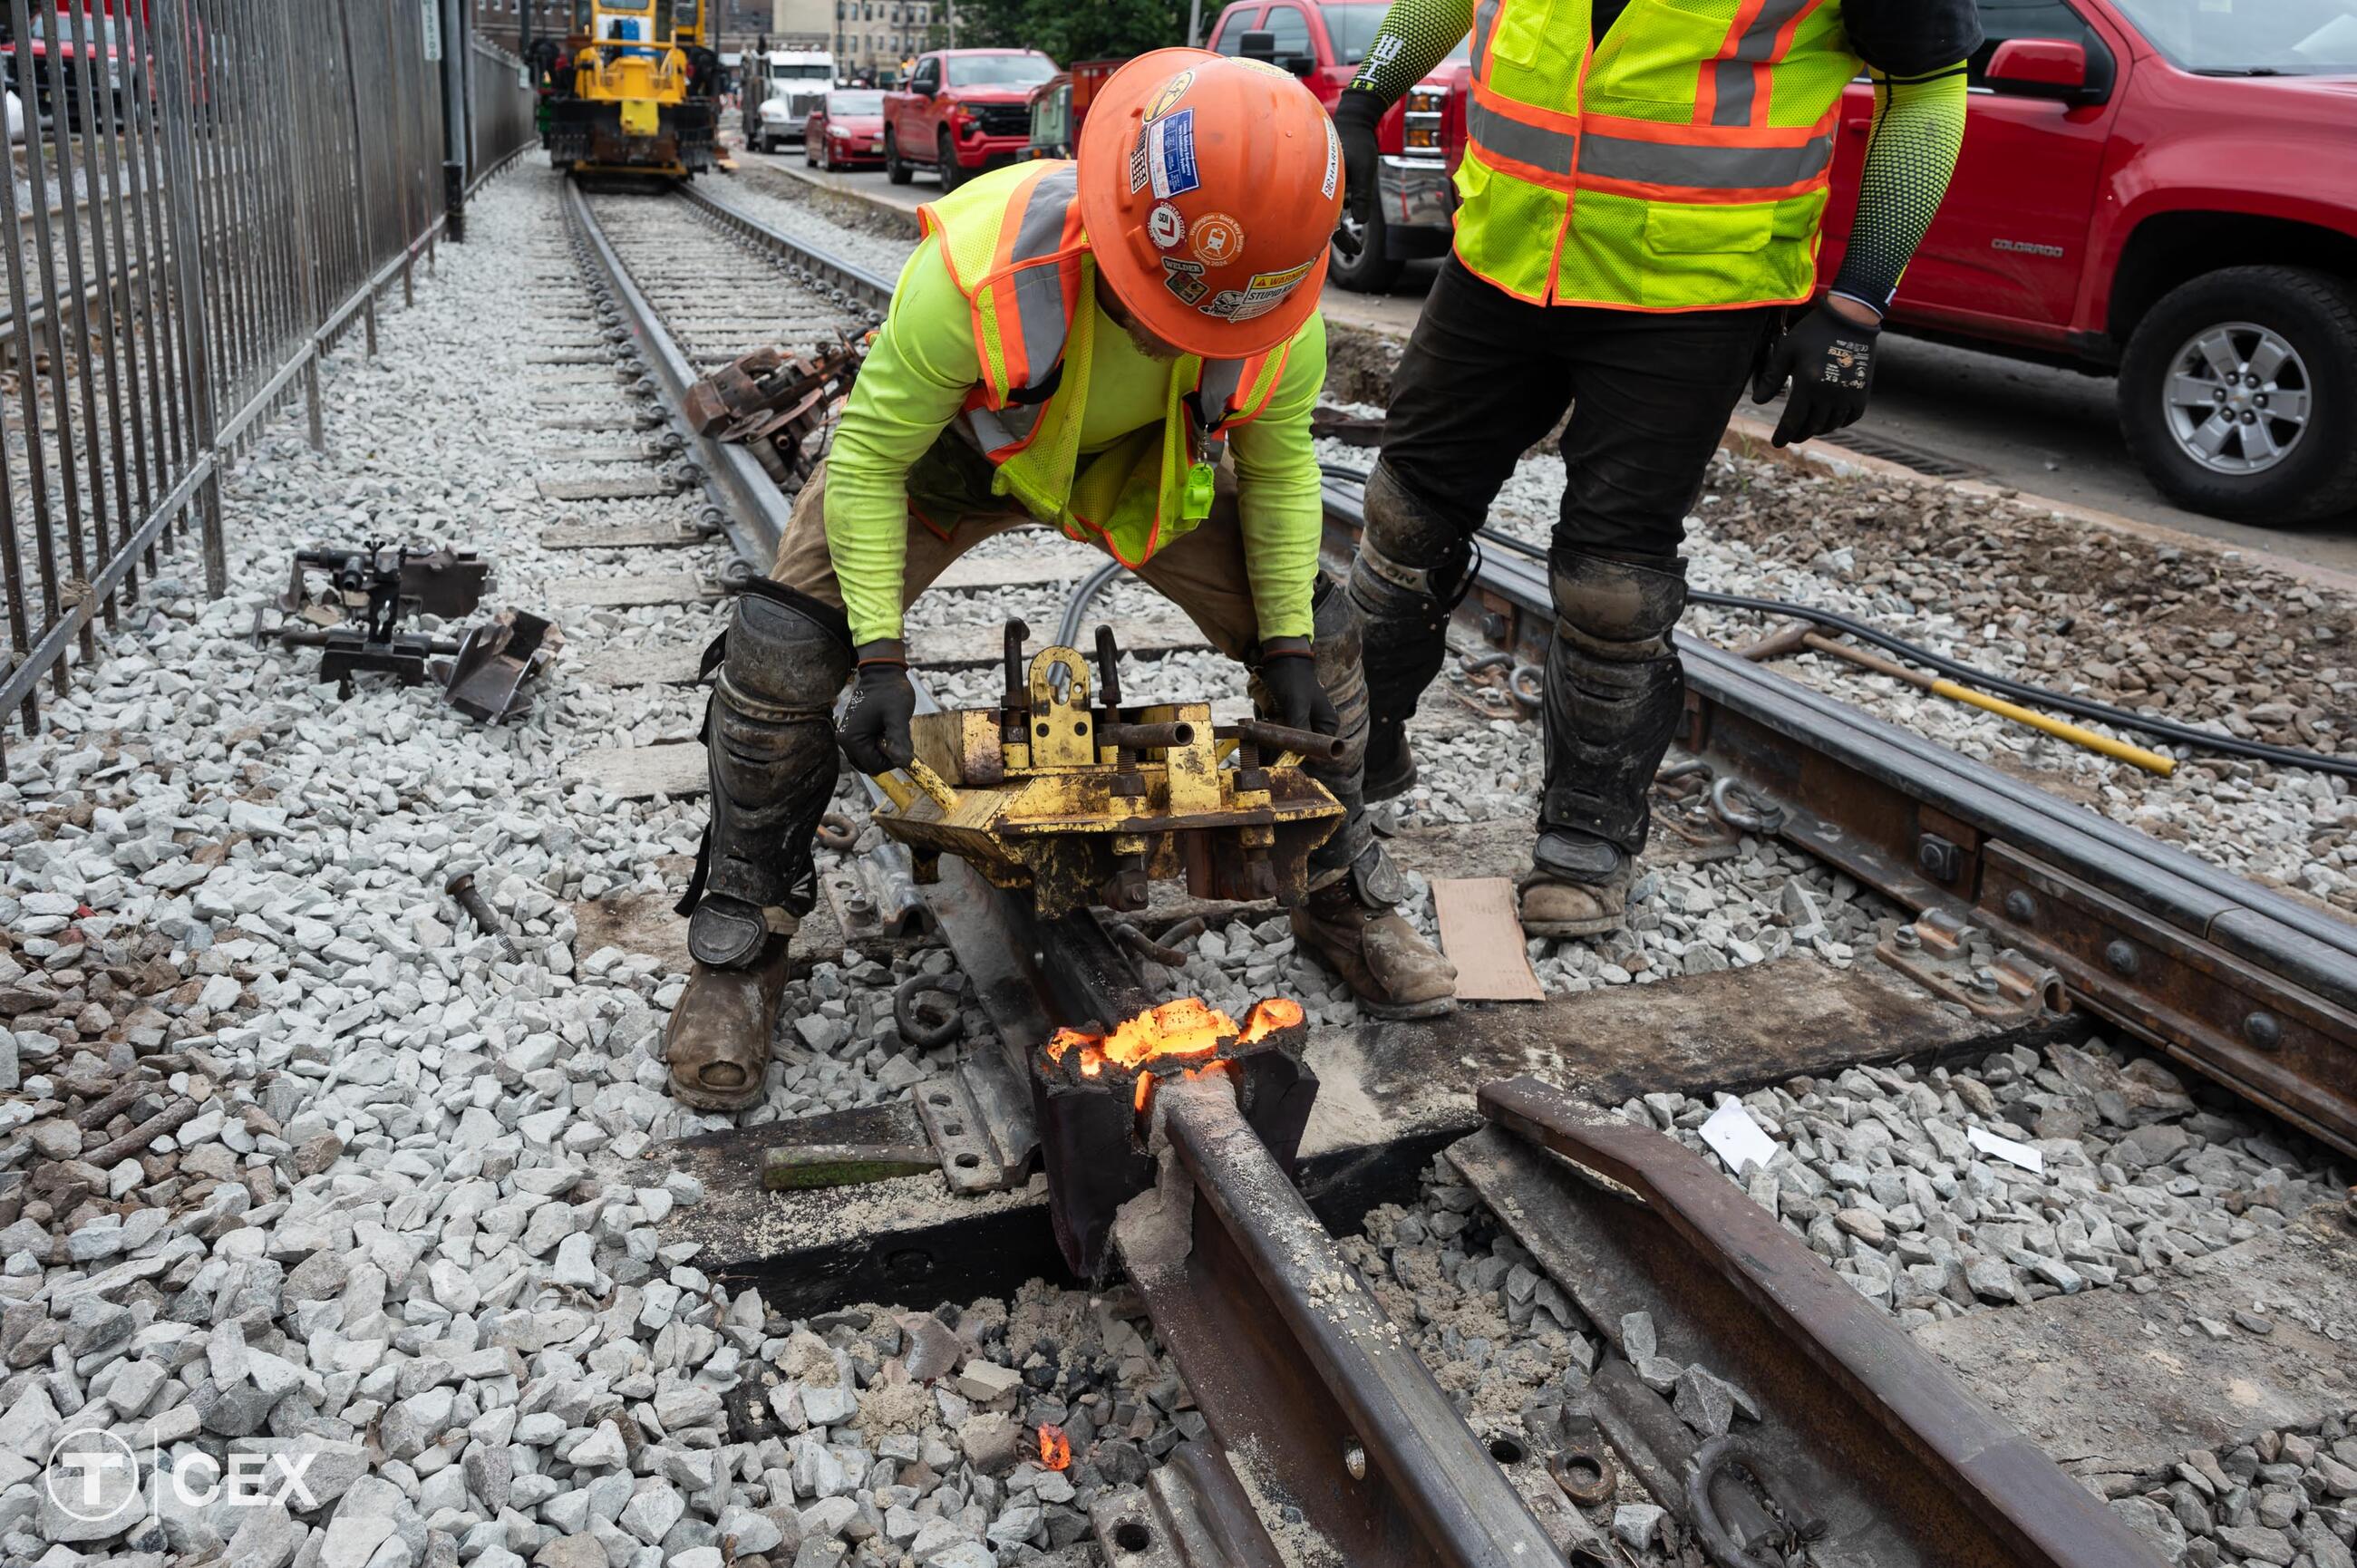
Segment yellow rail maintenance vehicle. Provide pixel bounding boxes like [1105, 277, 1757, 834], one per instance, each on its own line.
[543, 0, 722, 178]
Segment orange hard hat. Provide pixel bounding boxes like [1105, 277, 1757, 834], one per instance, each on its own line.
[1076, 48, 1343, 361]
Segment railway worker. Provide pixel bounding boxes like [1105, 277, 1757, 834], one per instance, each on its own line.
[1333, 0, 1979, 935]
[664, 50, 1459, 1110]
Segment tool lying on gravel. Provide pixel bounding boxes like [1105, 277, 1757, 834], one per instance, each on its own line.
[253, 540, 558, 721]
[444, 869, 521, 960]
[682, 336, 867, 493]
[866, 622, 1346, 920]
[1741, 621, 2178, 776]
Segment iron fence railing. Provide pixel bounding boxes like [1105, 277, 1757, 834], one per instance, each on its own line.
[0, 0, 537, 755]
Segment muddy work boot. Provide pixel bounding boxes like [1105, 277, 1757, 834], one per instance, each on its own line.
[1521, 550, 1687, 940]
[666, 586, 850, 1112]
[1346, 462, 1474, 803]
[1291, 875, 1459, 1020]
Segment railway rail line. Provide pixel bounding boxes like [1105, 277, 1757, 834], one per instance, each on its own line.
[543, 172, 2355, 1568]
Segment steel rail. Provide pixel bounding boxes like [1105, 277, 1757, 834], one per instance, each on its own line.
[1315, 471, 2357, 1156]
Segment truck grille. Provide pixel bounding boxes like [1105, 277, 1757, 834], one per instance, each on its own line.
[976, 103, 1029, 137]
[786, 91, 827, 120]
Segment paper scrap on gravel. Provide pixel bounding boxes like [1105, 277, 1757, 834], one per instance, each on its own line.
[1968, 1125, 2044, 1173]
[1700, 1099, 1777, 1175]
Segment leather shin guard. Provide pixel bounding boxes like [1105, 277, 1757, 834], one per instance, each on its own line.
[1538, 551, 1688, 857]
[682, 590, 852, 969]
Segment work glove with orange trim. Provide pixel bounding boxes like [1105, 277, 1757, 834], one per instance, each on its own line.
[1329, 90, 1385, 261]
[1751, 298, 1880, 448]
[1258, 638, 1341, 737]
[839, 640, 917, 776]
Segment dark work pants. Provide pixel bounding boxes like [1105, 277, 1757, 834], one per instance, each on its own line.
[1382, 256, 1778, 565]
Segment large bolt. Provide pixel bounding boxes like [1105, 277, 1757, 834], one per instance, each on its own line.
[1343, 1442, 1367, 1482]
[445, 870, 521, 961]
[2003, 890, 2037, 923]
[2103, 939, 2140, 977]
[2244, 1011, 2283, 1051]
[1892, 924, 1922, 952]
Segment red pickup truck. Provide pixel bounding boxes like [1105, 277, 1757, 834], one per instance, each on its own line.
[1205, 0, 1468, 292]
[1821, 0, 2357, 526]
[883, 48, 1059, 193]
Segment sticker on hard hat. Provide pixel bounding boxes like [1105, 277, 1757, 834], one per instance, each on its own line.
[1322, 121, 1340, 199]
[1147, 109, 1199, 200]
[1190, 212, 1244, 267]
[1232, 56, 1293, 80]
[1198, 257, 1317, 322]
[1161, 257, 1208, 305]
[1128, 131, 1150, 193]
[1144, 70, 1194, 122]
[1148, 202, 1188, 250]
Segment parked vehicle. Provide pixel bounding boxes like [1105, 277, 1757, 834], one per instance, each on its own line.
[1024, 58, 1120, 160]
[1204, 1, 1467, 293]
[2, 3, 131, 131]
[883, 48, 1057, 191]
[744, 48, 835, 152]
[805, 88, 884, 170]
[1816, 0, 2357, 525]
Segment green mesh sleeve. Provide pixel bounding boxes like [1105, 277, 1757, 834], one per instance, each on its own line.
[1345, 0, 1473, 105]
[1828, 65, 1969, 315]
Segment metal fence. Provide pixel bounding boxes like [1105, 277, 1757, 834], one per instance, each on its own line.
[0, 0, 537, 755]
[470, 36, 539, 180]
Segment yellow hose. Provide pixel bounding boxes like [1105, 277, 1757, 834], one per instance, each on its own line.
[1929, 678, 2177, 777]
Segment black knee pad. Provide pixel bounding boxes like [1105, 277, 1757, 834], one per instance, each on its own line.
[1538, 551, 1689, 852]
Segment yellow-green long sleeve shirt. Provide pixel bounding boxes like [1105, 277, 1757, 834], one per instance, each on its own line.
[823, 233, 1328, 647]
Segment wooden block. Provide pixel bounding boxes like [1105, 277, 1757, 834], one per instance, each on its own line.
[577, 643, 707, 688]
[1432, 877, 1545, 1002]
[562, 739, 706, 798]
[546, 573, 711, 609]
[930, 549, 1097, 593]
[538, 475, 684, 502]
[540, 518, 705, 550]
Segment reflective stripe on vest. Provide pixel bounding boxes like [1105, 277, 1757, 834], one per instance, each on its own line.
[1466, 90, 1831, 198]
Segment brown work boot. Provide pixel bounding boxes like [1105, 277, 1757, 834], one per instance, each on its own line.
[1518, 831, 1634, 938]
[664, 934, 795, 1111]
[1290, 882, 1457, 1020]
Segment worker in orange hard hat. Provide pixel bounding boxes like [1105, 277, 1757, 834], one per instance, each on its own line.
[663, 51, 1458, 1113]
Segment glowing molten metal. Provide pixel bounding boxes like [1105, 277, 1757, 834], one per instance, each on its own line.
[1042, 996, 1307, 1111]
[1037, 1424, 1072, 1472]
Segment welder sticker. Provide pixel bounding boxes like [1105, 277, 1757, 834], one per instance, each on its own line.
[1147, 109, 1199, 199]
[1148, 202, 1188, 250]
[1190, 211, 1245, 267]
[1128, 127, 1151, 193]
[1322, 120, 1340, 199]
[1144, 69, 1195, 121]
[1162, 257, 1208, 304]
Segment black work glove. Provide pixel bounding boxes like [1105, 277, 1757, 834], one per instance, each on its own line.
[1329, 90, 1386, 260]
[1751, 299, 1880, 448]
[1258, 640, 1340, 736]
[838, 640, 917, 776]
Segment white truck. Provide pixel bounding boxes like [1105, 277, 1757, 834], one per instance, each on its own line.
[743, 50, 837, 153]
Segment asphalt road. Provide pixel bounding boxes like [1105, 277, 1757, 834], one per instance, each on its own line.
[751, 151, 2357, 579]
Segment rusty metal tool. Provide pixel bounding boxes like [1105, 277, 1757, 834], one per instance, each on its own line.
[1741, 621, 2176, 776]
[445, 870, 521, 961]
[1462, 1075, 2168, 1568]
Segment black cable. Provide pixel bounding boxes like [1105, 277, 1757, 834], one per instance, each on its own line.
[1465, 524, 2356, 779]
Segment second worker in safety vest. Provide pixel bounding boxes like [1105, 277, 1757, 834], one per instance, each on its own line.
[1334, 0, 1979, 935]
[664, 51, 1459, 1111]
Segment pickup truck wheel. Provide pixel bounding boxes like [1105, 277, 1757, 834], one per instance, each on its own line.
[2119, 266, 2357, 526]
[936, 130, 964, 193]
[1328, 201, 1403, 294]
[885, 130, 913, 185]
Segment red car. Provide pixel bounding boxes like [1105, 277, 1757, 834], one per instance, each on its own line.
[1817, 0, 2357, 525]
[805, 88, 885, 170]
[1205, 1, 1468, 293]
[883, 47, 1058, 192]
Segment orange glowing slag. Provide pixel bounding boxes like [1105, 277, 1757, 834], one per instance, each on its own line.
[1038, 1424, 1072, 1471]
[1043, 996, 1305, 1085]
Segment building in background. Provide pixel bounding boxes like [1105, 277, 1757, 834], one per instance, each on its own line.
[771, 0, 831, 49]
[470, 0, 571, 52]
[830, 0, 940, 82]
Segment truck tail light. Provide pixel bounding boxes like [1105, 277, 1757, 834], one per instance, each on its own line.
[1402, 86, 1448, 156]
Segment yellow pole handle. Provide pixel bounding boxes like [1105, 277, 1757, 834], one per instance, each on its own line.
[1928, 679, 2177, 777]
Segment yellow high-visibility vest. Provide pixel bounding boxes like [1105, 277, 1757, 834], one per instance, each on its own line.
[1459, 0, 1862, 308]
[922, 162, 1297, 566]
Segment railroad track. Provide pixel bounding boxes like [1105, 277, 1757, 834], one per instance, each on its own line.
[554, 172, 2354, 1568]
